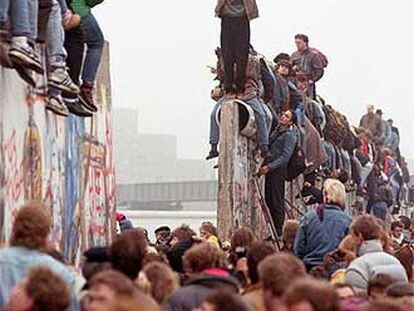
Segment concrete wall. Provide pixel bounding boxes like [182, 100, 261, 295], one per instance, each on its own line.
[217, 100, 267, 241]
[0, 43, 115, 263]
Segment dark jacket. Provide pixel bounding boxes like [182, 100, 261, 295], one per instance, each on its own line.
[163, 270, 240, 311]
[294, 204, 351, 266]
[267, 126, 298, 171]
[215, 0, 259, 20]
[375, 185, 393, 207]
[291, 48, 324, 82]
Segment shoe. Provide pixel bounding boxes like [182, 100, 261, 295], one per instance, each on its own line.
[62, 11, 81, 31]
[48, 67, 79, 95]
[9, 44, 44, 74]
[14, 63, 36, 87]
[80, 83, 98, 112]
[46, 96, 70, 117]
[206, 150, 219, 160]
[63, 97, 93, 117]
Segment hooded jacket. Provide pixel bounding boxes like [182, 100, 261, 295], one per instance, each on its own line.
[163, 269, 240, 311]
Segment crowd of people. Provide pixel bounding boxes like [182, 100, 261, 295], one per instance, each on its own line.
[206, 0, 412, 237]
[0, 0, 104, 117]
[1, 197, 414, 311]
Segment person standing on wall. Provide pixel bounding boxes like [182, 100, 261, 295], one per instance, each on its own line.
[257, 109, 298, 236]
[215, 0, 258, 96]
[291, 34, 326, 99]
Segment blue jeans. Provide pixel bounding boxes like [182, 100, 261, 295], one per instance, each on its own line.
[56, 0, 68, 14]
[4, 0, 29, 37]
[44, 0, 66, 64]
[209, 97, 269, 146]
[372, 202, 387, 221]
[80, 14, 104, 84]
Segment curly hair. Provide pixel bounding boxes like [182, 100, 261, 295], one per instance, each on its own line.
[171, 224, 196, 242]
[183, 242, 227, 274]
[25, 266, 71, 311]
[89, 269, 138, 297]
[10, 202, 51, 250]
[140, 262, 179, 304]
[109, 229, 148, 279]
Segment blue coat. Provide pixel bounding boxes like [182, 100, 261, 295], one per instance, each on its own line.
[294, 204, 351, 266]
[267, 126, 298, 171]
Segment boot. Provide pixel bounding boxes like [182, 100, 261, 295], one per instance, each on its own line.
[79, 83, 98, 112]
[206, 144, 219, 160]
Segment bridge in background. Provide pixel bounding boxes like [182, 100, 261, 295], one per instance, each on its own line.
[117, 180, 218, 209]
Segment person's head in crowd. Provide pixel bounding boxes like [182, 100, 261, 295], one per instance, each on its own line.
[247, 241, 277, 285]
[10, 202, 51, 250]
[273, 52, 291, 64]
[109, 228, 148, 280]
[197, 291, 251, 311]
[199, 221, 218, 240]
[331, 169, 350, 184]
[229, 227, 256, 266]
[367, 104, 375, 114]
[367, 274, 396, 300]
[323, 178, 346, 209]
[391, 221, 404, 240]
[277, 60, 292, 77]
[339, 235, 356, 255]
[334, 283, 355, 301]
[115, 212, 134, 233]
[258, 253, 307, 310]
[82, 247, 111, 283]
[394, 244, 414, 281]
[170, 224, 196, 247]
[376, 109, 383, 117]
[361, 299, 408, 311]
[85, 270, 157, 311]
[386, 282, 414, 299]
[282, 220, 299, 252]
[294, 33, 309, 52]
[323, 248, 356, 278]
[280, 109, 297, 127]
[309, 266, 328, 280]
[283, 278, 341, 311]
[154, 226, 171, 246]
[183, 242, 227, 275]
[350, 215, 383, 250]
[137, 261, 179, 304]
[142, 251, 169, 268]
[4, 266, 71, 311]
[105, 298, 160, 311]
[398, 216, 411, 233]
[387, 119, 393, 126]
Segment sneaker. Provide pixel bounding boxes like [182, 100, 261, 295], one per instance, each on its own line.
[63, 97, 92, 117]
[14, 63, 36, 87]
[46, 96, 70, 117]
[62, 10, 81, 31]
[9, 44, 44, 74]
[79, 83, 98, 112]
[48, 67, 79, 95]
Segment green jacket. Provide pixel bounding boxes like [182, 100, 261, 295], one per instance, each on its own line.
[71, 0, 91, 18]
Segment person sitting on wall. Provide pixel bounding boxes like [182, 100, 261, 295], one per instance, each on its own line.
[206, 47, 271, 161]
[256, 109, 298, 236]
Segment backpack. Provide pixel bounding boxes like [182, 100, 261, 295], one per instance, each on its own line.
[286, 144, 306, 181]
[322, 105, 343, 146]
[309, 48, 328, 68]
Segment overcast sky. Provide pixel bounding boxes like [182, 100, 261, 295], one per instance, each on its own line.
[94, 0, 414, 161]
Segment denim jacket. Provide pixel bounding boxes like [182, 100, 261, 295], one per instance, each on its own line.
[267, 126, 298, 171]
[0, 247, 80, 310]
[294, 204, 351, 266]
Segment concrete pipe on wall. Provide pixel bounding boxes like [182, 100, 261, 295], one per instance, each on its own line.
[216, 99, 258, 139]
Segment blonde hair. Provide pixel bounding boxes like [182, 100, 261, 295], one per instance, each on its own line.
[323, 179, 346, 208]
